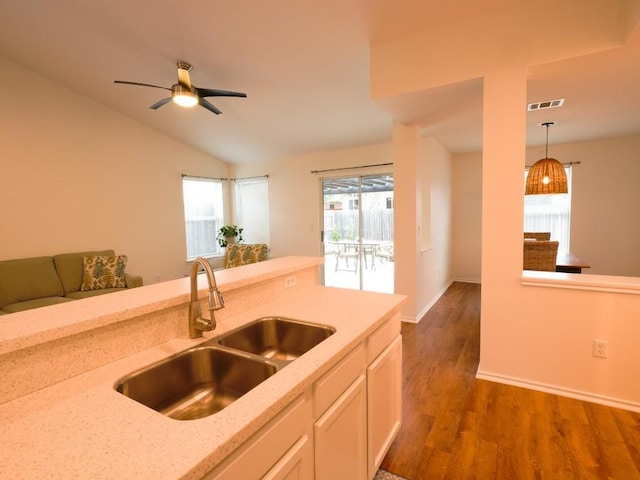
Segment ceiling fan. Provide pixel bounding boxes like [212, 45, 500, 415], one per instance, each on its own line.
[114, 60, 246, 115]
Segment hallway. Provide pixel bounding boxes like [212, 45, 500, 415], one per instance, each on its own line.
[381, 282, 640, 480]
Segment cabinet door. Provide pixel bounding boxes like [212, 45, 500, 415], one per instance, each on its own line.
[367, 335, 402, 479]
[314, 374, 367, 480]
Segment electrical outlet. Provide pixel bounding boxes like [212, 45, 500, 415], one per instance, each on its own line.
[593, 339, 608, 358]
[284, 276, 297, 288]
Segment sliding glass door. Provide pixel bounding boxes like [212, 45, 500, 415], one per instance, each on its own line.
[321, 174, 394, 293]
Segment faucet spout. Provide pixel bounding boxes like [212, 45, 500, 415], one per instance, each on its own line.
[189, 257, 225, 338]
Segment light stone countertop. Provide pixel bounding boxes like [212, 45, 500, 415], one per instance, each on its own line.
[0, 256, 325, 356]
[0, 268, 405, 479]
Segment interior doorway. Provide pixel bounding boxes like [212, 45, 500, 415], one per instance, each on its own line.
[321, 174, 394, 293]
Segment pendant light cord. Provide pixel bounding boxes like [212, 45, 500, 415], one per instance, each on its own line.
[545, 124, 549, 158]
[542, 121, 553, 159]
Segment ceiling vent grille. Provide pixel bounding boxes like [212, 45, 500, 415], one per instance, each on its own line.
[527, 98, 565, 111]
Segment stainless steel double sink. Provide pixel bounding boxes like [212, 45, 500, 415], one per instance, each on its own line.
[114, 317, 335, 420]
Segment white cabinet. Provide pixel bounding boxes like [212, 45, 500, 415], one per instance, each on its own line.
[204, 396, 313, 480]
[313, 314, 402, 480]
[204, 313, 402, 480]
[367, 335, 402, 478]
[313, 344, 367, 480]
[314, 374, 367, 480]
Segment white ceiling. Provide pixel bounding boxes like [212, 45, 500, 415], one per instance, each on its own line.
[1, 0, 639, 163]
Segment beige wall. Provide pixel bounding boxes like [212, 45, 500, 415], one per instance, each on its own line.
[452, 134, 640, 280]
[8, 25, 639, 411]
[370, 0, 627, 100]
[453, 127, 640, 409]
[392, 123, 421, 321]
[371, 8, 640, 410]
[230, 142, 394, 259]
[231, 136, 454, 323]
[1, 56, 231, 283]
[530, 135, 640, 277]
[419, 137, 453, 314]
[1, 55, 454, 323]
[480, 70, 640, 411]
[452, 152, 483, 282]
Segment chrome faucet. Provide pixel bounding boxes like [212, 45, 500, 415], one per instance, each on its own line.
[188, 257, 225, 338]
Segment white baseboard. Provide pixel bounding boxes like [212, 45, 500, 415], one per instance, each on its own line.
[453, 276, 481, 284]
[401, 279, 454, 324]
[476, 370, 640, 413]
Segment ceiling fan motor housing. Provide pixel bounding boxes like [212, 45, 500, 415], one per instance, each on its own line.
[176, 60, 193, 72]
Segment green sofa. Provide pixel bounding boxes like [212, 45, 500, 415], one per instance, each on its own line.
[0, 249, 143, 315]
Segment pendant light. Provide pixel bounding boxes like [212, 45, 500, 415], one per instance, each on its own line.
[525, 122, 568, 195]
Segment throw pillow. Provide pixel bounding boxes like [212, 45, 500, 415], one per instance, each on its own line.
[80, 255, 128, 291]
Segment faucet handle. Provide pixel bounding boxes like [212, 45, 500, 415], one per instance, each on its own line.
[194, 317, 213, 331]
[209, 288, 225, 310]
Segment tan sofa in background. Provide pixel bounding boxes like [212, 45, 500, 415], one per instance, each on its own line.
[0, 249, 143, 315]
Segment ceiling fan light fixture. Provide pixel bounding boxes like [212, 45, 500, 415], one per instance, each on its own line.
[172, 85, 198, 107]
[525, 122, 568, 195]
[114, 61, 246, 115]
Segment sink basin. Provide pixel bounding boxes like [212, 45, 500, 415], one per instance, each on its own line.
[115, 347, 277, 420]
[212, 317, 336, 364]
[115, 318, 333, 420]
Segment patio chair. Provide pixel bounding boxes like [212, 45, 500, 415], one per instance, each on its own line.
[335, 243, 359, 272]
[375, 242, 394, 263]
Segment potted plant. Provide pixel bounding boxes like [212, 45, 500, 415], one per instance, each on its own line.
[217, 225, 244, 248]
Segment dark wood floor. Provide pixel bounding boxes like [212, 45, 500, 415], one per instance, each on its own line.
[380, 282, 640, 480]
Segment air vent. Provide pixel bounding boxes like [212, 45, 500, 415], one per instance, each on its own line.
[527, 98, 565, 111]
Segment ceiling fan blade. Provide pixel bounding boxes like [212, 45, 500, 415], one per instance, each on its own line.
[114, 80, 171, 91]
[198, 97, 222, 115]
[149, 97, 172, 110]
[116, 62, 244, 117]
[195, 87, 247, 98]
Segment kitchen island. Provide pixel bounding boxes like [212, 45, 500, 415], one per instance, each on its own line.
[0, 257, 405, 479]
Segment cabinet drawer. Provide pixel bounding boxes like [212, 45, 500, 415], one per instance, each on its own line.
[206, 395, 310, 480]
[366, 312, 401, 364]
[313, 344, 365, 419]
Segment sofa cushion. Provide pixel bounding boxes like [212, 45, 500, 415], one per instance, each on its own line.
[0, 256, 64, 308]
[80, 254, 128, 291]
[125, 273, 144, 289]
[53, 250, 114, 295]
[66, 287, 127, 300]
[2, 296, 74, 313]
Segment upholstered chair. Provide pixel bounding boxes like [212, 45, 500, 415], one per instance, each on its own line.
[223, 244, 270, 269]
[523, 232, 551, 241]
[523, 240, 559, 271]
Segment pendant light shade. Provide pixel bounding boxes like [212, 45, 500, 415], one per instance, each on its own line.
[525, 122, 568, 195]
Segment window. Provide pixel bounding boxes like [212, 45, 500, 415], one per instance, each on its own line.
[523, 166, 572, 252]
[234, 177, 270, 244]
[182, 177, 224, 260]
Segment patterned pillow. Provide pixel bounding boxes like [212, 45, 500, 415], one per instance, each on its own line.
[80, 255, 128, 291]
[224, 244, 269, 268]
